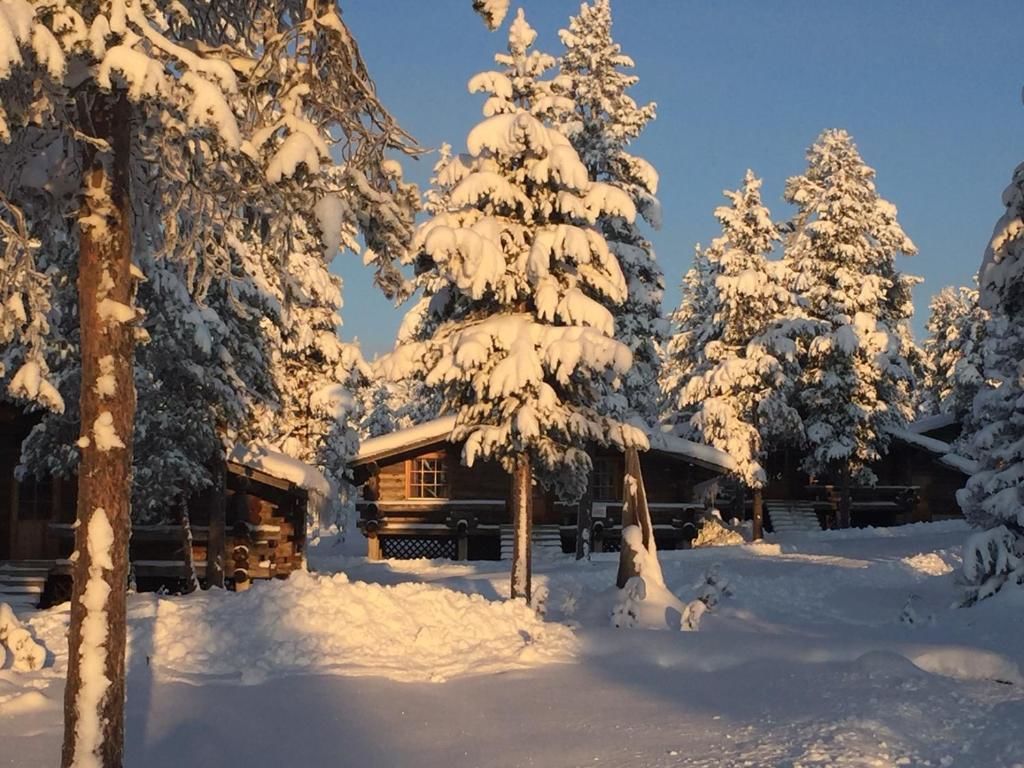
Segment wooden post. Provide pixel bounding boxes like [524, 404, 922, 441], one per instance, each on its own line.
[616, 447, 654, 588]
[751, 487, 764, 541]
[456, 532, 469, 561]
[366, 533, 381, 561]
[838, 462, 852, 529]
[510, 453, 533, 603]
[179, 500, 198, 593]
[62, 89, 134, 768]
[575, 481, 592, 561]
[207, 452, 226, 588]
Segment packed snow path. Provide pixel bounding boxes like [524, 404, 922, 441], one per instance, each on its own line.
[3, 521, 1024, 767]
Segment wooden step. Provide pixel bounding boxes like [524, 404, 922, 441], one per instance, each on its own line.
[499, 525, 564, 560]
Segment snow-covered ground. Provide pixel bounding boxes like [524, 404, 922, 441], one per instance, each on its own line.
[3, 520, 1024, 767]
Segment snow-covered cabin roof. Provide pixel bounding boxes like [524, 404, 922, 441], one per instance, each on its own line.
[886, 426, 978, 476]
[352, 415, 736, 475]
[227, 443, 332, 496]
[353, 416, 458, 466]
[905, 412, 958, 436]
[646, 430, 738, 475]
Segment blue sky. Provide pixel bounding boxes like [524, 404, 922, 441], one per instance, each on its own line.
[335, 0, 1024, 358]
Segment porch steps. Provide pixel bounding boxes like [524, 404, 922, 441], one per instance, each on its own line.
[0, 561, 51, 611]
[765, 501, 822, 534]
[500, 524, 563, 560]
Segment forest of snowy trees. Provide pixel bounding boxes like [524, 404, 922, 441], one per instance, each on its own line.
[0, 1, 1023, 766]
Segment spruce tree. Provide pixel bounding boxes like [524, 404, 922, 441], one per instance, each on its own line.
[783, 129, 919, 527]
[661, 245, 718, 431]
[957, 162, 1024, 603]
[387, 10, 646, 601]
[558, 0, 665, 425]
[923, 284, 987, 421]
[668, 171, 802, 537]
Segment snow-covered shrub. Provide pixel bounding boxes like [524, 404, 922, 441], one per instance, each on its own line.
[695, 564, 733, 609]
[960, 527, 1024, 605]
[0, 603, 46, 672]
[692, 510, 746, 548]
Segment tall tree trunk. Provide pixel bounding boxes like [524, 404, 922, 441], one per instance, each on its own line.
[207, 450, 227, 588]
[510, 454, 533, 603]
[179, 500, 198, 594]
[751, 487, 763, 541]
[575, 461, 592, 561]
[62, 90, 135, 768]
[838, 462, 852, 529]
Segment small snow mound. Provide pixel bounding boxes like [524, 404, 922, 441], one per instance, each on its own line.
[852, 650, 926, 680]
[909, 647, 1023, 685]
[901, 552, 954, 577]
[0, 689, 54, 717]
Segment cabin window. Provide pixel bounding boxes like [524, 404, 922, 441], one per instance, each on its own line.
[408, 455, 449, 499]
[591, 457, 621, 502]
[17, 477, 53, 520]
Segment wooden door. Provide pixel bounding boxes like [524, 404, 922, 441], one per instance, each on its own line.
[10, 476, 58, 560]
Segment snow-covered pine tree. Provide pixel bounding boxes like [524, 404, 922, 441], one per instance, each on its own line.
[660, 244, 718, 431]
[473, 0, 511, 31]
[783, 129, 919, 528]
[558, 0, 665, 426]
[922, 284, 988, 420]
[0, 4, 416, 764]
[957, 161, 1024, 603]
[358, 373, 442, 439]
[670, 171, 802, 538]
[385, 10, 647, 601]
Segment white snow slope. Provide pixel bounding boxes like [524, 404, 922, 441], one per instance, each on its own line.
[3, 520, 1024, 767]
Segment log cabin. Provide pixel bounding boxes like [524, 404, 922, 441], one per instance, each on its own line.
[0, 403, 328, 607]
[758, 412, 973, 533]
[350, 416, 739, 561]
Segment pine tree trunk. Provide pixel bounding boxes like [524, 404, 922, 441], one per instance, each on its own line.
[510, 454, 533, 603]
[752, 487, 764, 541]
[62, 90, 135, 768]
[838, 462, 852, 529]
[180, 501, 198, 594]
[575, 465, 592, 561]
[207, 451, 227, 588]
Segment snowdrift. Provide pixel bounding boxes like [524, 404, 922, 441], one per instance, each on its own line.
[28, 571, 577, 685]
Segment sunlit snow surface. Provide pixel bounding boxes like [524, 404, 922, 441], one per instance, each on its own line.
[4, 520, 1024, 767]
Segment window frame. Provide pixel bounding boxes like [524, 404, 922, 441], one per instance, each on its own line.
[405, 452, 450, 500]
[591, 456, 622, 503]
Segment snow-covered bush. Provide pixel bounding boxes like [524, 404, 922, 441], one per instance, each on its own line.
[692, 510, 746, 548]
[0, 602, 46, 672]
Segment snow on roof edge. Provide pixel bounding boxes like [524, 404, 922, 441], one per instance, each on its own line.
[354, 415, 458, 465]
[227, 443, 332, 496]
[906, 412, 958, 435]
[354, 416, 737, 474]
[886, 427, 978, 476]
[647, 430, 738, 475]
